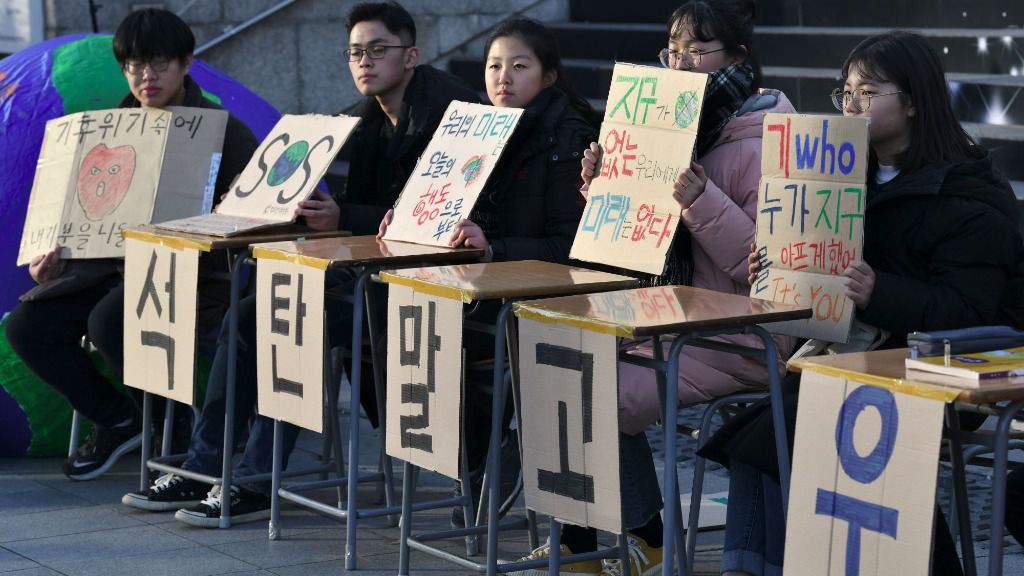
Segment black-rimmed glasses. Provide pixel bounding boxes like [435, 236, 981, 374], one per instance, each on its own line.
[122, 57, 173, 75]
[344, 45, 412, 62]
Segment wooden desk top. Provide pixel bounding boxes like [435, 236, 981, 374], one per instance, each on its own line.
[378, 260, 638, 303]
[792, 348, 1024, 404]
[125, 224, 349, 252]
[250, 235, 484, 270]
[513, 285, 812, 338]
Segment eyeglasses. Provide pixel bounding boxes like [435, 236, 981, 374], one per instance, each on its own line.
[658, 46, 731, 69]
[831, 88, 904, 112]
[344, 45, 412, 62]
[122, 58, 173, 75]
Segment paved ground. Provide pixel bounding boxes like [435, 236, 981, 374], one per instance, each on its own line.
[2, 400, 1023, 575]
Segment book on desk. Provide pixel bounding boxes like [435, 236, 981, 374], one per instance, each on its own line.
[905, 346, 1024, 387]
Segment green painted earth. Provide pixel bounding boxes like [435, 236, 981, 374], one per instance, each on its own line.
[267, 140, 310, 186]
[675, 91, 701, 129]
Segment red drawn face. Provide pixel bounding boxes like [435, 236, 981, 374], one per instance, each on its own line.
[77, 144, 136, 220]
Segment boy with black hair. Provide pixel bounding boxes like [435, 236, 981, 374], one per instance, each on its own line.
[5, 7, 258, 481]
[123, 1, 482, 528]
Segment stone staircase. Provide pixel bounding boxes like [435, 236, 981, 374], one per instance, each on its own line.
[447, 0, 1024, 200]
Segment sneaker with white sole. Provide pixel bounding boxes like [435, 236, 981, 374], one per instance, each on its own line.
[122, 473, 207, 511]
[506, 540, 602, 576]
[599, 534, 663, 576]
[63, 417, 142, 481]
[174, 484, 271, 528]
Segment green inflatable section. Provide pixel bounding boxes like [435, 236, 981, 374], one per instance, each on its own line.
[0, 315, 212, 457]
[52, 36, 129, 113]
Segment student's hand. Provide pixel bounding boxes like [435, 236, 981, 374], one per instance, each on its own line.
[295, 189, 340, 231]
[448, 219, 490, 257]
[747, 243, 761, 286]
[672, 161, 707, 210]
[579, 142, 601, 198]
[29, 245, 65, 284]
[376, 209, 394, 239]
[844, 259, 876, 310]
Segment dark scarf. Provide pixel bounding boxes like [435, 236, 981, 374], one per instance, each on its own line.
[694, 63, 755, 158]
[640, 64, 754, 287]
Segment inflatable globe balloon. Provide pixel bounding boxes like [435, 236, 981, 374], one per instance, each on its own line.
[0, 34, 280, 456]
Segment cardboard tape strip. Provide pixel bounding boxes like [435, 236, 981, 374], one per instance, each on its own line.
[513, 302, 634, 337]
[251, 246, 330, 271]
[122, 229, 212, 252]
[378, 271, 473, 303]
[798, 363, 961, 403]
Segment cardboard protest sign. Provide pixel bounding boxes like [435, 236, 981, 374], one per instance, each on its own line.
[518, 317, 621, 533]
[254, 257, 326, 432]
[570, 63, 707, 275]
[384, 284, 463, 479]
[383, 101, 523, 246]
[122, 234, 201, 405]
[156, 114, 359, 236]
[784, 369, 945, 576]
[750, 114, 869, 342]
[18, 107, 227, 265]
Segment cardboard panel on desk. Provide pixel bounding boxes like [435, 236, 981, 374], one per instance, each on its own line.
[122, 237, 200, 405]
[570, 63, 707, 275]
[756, 269, 853, 342]
[784, 370, 943, 576]
[157, 114, 359, 235]
[255, 258, 326, 432]
[519, 318, 621, 533]
[18, 108, 172, 264]
[384, 101, 522, 246]
[150, 107, 228, 222]
[752, 114, 869, 344]
[385, 285, 463, 479]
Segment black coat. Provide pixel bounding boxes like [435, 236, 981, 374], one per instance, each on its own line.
[20, 75, 258, 322]
[470, 87, 595, 263]
[700, 147, 1024, 478]
[339, 65, 480, 236]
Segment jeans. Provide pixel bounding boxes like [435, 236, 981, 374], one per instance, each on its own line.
[721, 461, 785, 576]
[182, 268, 386, 495]
[5, 279, 139, 429]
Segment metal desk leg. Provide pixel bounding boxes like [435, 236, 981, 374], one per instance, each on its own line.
[665, 335, 693, 576]
[161, 399, 174, 457]
[486, 300, 515, 576]
[269, 419, 283, 540]
[504, 304, 539, 549]
[989, 400, 1024, 576]
[364, 281, 396, 525]
[141, 392, 153, 491]
[399, 460, 415, 576]
[344, 269, 372, 570]
[750, 326, 788, 513]
[945, 405, 977, 576]
[219, 251, 247, 529]
[548, 517, 562, 576]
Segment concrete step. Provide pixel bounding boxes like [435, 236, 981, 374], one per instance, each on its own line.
[568, 0, 1021, 28]
[548, 22, 1024, 77]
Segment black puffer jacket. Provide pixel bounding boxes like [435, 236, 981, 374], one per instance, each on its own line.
[469, 87, 595, 263]
[339, 65, 479, 235]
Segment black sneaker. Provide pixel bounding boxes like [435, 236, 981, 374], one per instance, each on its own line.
[62, 417, 143, 481]
[452, 433, 524, 528]
[122, 473, 208, 511]
[174, 485, 271, 528]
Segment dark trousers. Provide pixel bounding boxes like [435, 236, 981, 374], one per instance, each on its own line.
[1007, 467, 1024, 546]
[5, 279, 138, 429]
[181, 269, 386, 494]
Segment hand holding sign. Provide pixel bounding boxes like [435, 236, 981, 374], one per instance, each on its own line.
[29, 244, 65, 284]
[580, 141, 601, 197]
[295, 189, 340, 231]
[672, 161, 707, 209]
[842, 259, 876, 309]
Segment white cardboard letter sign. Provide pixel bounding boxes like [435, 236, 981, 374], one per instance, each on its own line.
[255, 258, 326, 432]
[385, 284, 463, 479]
[518, 318, 621, 533]
[123, 236, 201, 405]
[784, 369, 945, 576]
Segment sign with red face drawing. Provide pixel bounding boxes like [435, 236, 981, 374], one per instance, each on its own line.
[17, 107, 227, 264]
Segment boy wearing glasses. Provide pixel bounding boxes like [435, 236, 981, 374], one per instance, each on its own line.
[5, 8, 257, 481]
[122, 1, 478, 527]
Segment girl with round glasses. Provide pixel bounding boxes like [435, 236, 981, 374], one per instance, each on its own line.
[705, 31, 1024, 576]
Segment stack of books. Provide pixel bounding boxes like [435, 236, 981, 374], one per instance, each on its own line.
[905, 346, 1024, 388]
